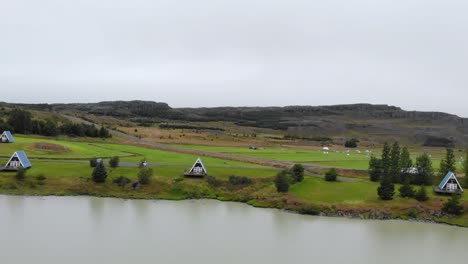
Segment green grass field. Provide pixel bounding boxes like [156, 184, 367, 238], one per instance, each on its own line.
[170, 144, 465, 171]
[0, 136, 279, 180]
[0, 136, 131, 159]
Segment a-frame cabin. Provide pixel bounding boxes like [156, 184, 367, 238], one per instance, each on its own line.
[184, 158, 207, 177]
[434, 171, 463, 194]
[1, 131, 15, 143]
[3, 151, 32, 171]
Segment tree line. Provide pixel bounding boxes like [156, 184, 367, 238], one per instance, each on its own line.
[371, 142, 468, 202]
[0, 109, 111, 138]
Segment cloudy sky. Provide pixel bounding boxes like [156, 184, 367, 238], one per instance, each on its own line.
[1, 0, 467, 116]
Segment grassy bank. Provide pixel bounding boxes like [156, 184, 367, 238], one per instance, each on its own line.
[1, 169, 467, 228]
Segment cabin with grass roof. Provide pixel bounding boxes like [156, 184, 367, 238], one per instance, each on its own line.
[1, 131, 15, 143]
[184, 158, 207, 177]
[434, 171, 463, 194]
[3, 151, 32, 171]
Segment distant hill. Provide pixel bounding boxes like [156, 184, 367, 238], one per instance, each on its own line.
[1, 101, 467, 147]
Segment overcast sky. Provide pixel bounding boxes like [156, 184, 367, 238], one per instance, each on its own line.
[1, 0, 467, 116]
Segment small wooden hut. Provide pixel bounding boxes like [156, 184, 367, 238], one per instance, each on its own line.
[1, 131, 15, 143]
[434, 171, 463, 194]
[184, 158, 207, 177]
[3, 151, 32, 171]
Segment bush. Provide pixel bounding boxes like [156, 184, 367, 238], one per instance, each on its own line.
[109, 156, 120, 168]
[442, 194, 464, 215]
[324, 168, 338, 182]
[138, 167, 153, 185]
[399, 178, 415, 198]
[113, 176, 131, 189]
[206, 176, 222, 187]
[228, 176, 252, 186]
[298, 205, 321, 215]
[414, 185, 429, 202]
[89, 158, 98, 168]
[291, 164, 305, 183]
[16, 167, 26, 181]
[92, 162, 107, 183]
[274, 170, 290, 193]
[345, 138, 359, 148]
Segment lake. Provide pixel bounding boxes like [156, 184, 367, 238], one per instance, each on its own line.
[0, 195, 466, 263]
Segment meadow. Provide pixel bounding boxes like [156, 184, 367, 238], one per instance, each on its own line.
[1, 135, 467, 227]
[169, 144, 465, 171]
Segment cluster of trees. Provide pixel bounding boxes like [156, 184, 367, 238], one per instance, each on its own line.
[344, 138, 359, 148]
[370, 142, 435, 200]
[274, 164, 305, 193]
[1, 109, 111, 138]
[91, 157, 153, 186]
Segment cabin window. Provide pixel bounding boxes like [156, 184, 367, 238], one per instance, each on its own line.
[447, 183, 457, 191]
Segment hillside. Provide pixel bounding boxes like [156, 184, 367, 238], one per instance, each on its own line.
[1, 101, 467, 147]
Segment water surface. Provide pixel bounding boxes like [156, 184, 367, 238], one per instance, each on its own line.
[0, 196, 466, 263]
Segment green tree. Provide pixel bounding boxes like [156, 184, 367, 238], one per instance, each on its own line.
[440, 148, 456, 176]
[324, 168, 338, 182]
[377, 174, 395, 200]
[15, 167, 27, 181]
[274, 170, 290, 193]
[368, 156, 382, 182]
[92, 161, 107, 183]
[399, 178, 415, 198]
[415, 153, 433, 185]
[291, 164, 305, 183]
[138, 167, 153, 184]
[7, 109, 32, 134]
[99, 126, 110, 138]
[399, 147, 413, 169]
[442, 194, 464, 215]
[381, 142, 391, 178]
[389, 142, 401, 183]
[109, 156, 120, 169]
[89, 158, 98, 168]
[414, 185, 429, 202]
[399, 147, 413, 182]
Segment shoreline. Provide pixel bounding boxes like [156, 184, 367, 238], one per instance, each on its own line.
[1, 189, 465, 229]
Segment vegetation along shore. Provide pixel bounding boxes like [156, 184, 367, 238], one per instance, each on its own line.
[1, 103, 467, 227]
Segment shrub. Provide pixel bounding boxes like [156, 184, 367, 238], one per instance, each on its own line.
[345, 138, 359, 148]
[298, 205, 321, 215]
[414, 185, 429, 202]
[113, 176, 131, 189]
[324, 168, 338, 182]
[229, 176, 252, 186]
[206, 176, 222, 187]
[442, 194, 464, 215]
[407, 208, 418, 218]
[274, 170, 290, 193]
[399, 178, 415, 198]
[109, 156, 120, 168]
[16, 167, 26, 181]
[291, 164, 305, 183]
[89, 158, 98, 168]
[138, 167, 153, 185]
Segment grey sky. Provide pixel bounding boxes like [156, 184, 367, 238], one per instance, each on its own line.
[1, 0, 467, 117]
